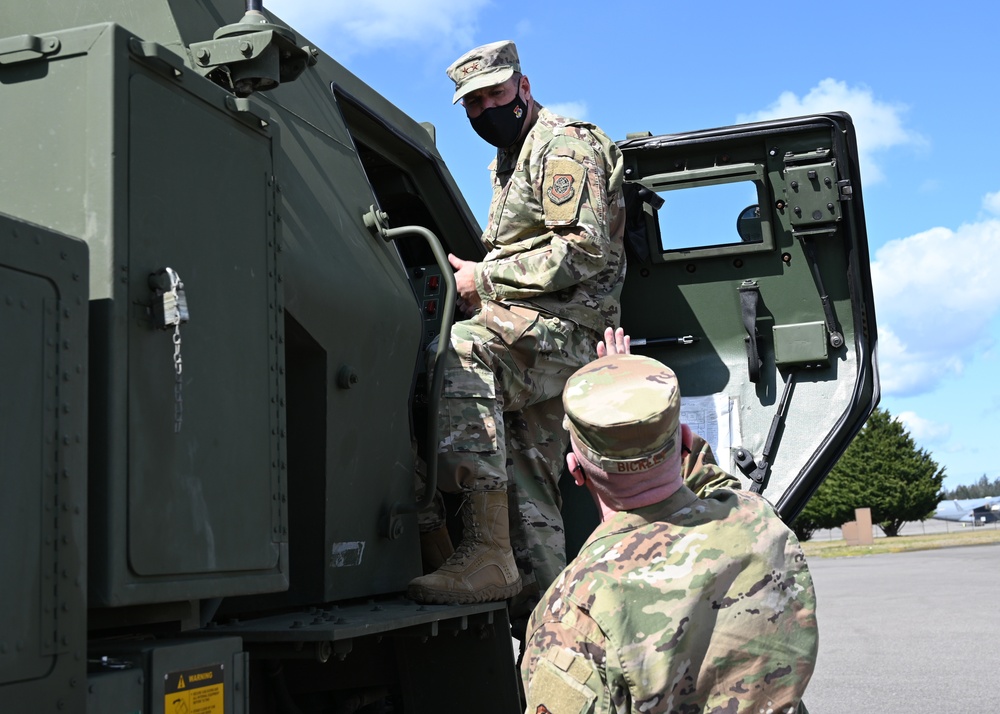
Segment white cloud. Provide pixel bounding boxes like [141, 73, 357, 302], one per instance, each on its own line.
[872, 215, 1000, 396]
[737, 79, 922, 184]
[983, 190, 1000, 216]
[876, 327, 962, 395]
[546, 102, 588, 121]
[895, 411, 951, 443]
[267, 0, 490, 55]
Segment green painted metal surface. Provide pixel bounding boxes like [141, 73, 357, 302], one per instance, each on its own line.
[0, 214, 89, 713]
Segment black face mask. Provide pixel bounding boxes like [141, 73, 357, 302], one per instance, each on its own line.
[469, 90, 528, 148]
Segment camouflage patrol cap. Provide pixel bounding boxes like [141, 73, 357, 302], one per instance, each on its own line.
[563, 354, 680, 475]
[446, 40, 521, 104]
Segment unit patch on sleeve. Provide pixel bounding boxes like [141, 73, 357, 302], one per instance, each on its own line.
[527, 657, 597, 714]
[547, 174, 574, 205]
[543, 157, 587, 226]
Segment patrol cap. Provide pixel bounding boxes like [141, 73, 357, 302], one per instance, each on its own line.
[563, 354, 680, 475]
[446, 40, 521, 104]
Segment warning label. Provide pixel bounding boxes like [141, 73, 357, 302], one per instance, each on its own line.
[164, 663, 225, 714]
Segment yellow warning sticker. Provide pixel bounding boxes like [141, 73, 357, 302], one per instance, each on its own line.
[164, 664, 224, 714]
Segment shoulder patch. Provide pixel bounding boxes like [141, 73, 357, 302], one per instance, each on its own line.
[543, 157, 587, 226]
[527, 658, 597, 714]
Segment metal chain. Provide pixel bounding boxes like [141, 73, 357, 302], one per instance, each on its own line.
[173, 323, 183, 433]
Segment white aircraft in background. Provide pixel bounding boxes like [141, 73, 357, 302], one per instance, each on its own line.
[932, 497, 1000, 525]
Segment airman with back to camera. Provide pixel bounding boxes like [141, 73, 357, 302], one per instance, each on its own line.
[520, 329, 819, 713]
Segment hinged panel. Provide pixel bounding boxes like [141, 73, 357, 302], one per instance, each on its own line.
[0, 213, 88, 712]
[124, 65, 284, 581]
[615, 113, 878, 519]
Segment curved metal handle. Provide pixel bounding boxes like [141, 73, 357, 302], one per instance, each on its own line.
[364, 206, 457, 518]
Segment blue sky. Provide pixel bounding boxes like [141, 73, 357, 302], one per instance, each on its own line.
[269, 0, 1000, 491]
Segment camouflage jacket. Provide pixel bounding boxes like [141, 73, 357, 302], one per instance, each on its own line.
[680, 428, 740, 497]
[473, 107, 626, 335]
[521, 485, 818, 714]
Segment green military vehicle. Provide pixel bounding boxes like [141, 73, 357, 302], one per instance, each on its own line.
[0, 0, 877, 711]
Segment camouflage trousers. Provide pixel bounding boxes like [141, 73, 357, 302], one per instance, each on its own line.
[418, 300, 598, 597]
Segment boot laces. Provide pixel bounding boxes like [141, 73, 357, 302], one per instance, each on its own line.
[450, 496, 482, 562]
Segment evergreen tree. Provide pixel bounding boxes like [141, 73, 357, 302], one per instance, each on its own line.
[793, 407, 945, 539]
[944, 474, 1000, 499]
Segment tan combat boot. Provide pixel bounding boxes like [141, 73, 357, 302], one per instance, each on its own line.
[419, 524, 455, 574]
[407, 490, 522, 604]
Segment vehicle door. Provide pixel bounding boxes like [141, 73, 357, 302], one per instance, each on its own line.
[615, 112, 878, 521]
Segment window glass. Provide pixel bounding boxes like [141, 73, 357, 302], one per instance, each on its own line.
[656, 180, 763, 251]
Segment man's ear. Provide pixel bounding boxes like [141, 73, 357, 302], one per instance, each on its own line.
[566, 452, 586, 487]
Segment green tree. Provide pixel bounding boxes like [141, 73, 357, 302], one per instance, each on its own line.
[793, 407, 945, 539]
[944, 474, 1000, 499]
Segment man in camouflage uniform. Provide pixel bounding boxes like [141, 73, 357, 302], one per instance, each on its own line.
[407, 40, 626, 606]
[520, 344, 819, 713]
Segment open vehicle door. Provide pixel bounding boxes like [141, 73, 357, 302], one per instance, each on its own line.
[614, 112, 879, 521]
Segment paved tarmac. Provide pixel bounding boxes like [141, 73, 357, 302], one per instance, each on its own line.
[803, 542, 1000, 713]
